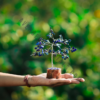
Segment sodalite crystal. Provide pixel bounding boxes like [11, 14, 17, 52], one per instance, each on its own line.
[30, 28, 77, 60]
[47, 67, 61, 79]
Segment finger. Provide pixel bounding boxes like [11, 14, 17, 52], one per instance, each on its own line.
[50, 78, 85, 87]
[52, 79, 80, 87]
[50, 83, 63, 87]
[50, 80, 68, 87]
[61, 73, 74, 79]
[49, 78, 71, 85]
[49, 78, 85, 86]
[66, 78, 85, 83]
[75, 78, 85, 82]
[69, 79, 80, 84]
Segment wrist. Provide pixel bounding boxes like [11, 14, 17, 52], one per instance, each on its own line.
[24, 75, 32, 87]
[28, 75, 37, 87]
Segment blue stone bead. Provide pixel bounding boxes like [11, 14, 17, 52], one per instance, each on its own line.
[39, 42, 41, 44]
[35, 47, 37, 49]
[60, 52, 63, 54]
[68, 39, 71, 42]
[57, 68, 59, 70]
[49, 49, 51, 53]
[72, 47, 75, 49]
[38, 52, 40, 56]
[45, 52, 48, 55]
[47, 35, 49, 37]
[36, 42, 39, 45]
[62, 56, 64, 59]
[51, 32, 55, 35]
[71, 50, 73, 52]
[42, 49, 44, 53]
[59, 48, 61, 51]
[74, 48, 77, 51]
[58, 39, 60, 42]
[61, 53, 63, 56]
[67, 42, 69, 45]
[37, 49, 40, 51]
[66, 50, 69, 54]
[65, 57, 68, 59]
[53, 32, 55, 35]
[39, 54, 42, 56]
[53, 50, 55, 53]
[67, 55, 69, 58]
[39, 45, 44, 49]
[41, 45, 44, 48]
[57, 50, 60, 54]
[40, 38, 43, 40]
[71, 49, 77, 52]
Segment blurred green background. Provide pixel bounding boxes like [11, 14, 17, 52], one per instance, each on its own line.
[0, 0, 100, 100]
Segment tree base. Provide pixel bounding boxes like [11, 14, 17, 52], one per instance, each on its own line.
[46, 68, 61, 79]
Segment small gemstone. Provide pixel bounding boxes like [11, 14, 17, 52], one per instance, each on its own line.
[36, 42, 39, 45]
[49, 49, 51, 53]
[57, 50, 60, 54]
[67, 42, 69, 45]
[42, 49, 44, 54]
[39, 42, 42, 45]
[65, 50, 69, 54]
[37, 49, 40, 51]
[62, 56, 64, 59]
[40, 38, 43, 40]
[68, 39, 71, 42]
[45, 52, 48, 55]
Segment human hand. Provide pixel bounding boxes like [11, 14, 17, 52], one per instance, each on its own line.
[28, 73, 85, 87]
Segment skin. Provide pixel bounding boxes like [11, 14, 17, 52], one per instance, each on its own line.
[28, 73, 85, 87]
[0, 72, 85, 87]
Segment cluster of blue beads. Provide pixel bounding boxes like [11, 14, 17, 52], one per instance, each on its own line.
[30, 28, 77, 60]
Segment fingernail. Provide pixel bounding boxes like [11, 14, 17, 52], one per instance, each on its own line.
[69, 73, 74, 77]
[79, 78, 85, 82]
[82, 78, 85, 82]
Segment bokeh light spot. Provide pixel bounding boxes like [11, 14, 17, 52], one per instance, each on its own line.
[94, 10, 100, 18]
[42, 23, 50, 32]
[45, 89, 54, 98]
[0, 58, 4, 64]
[53, 25, 60, 32]
[17, 29, 23, 37]
[86, 69, 93, 76]
[2, 35, 10, 43]
[93, 88, 99, 96]
[27, 34, 34, 41]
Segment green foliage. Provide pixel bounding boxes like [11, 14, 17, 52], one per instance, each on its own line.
[0, 0, 100, 100]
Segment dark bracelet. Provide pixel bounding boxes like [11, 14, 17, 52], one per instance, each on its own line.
[24, 75, 31, 87]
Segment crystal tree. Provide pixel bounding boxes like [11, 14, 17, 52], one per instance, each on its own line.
[30, 28, 77, 78]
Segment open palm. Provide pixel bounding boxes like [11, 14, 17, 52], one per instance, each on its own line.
[29, 73, 85, 87]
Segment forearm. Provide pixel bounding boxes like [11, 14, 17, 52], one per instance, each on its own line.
[0, 72, 26, 87]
